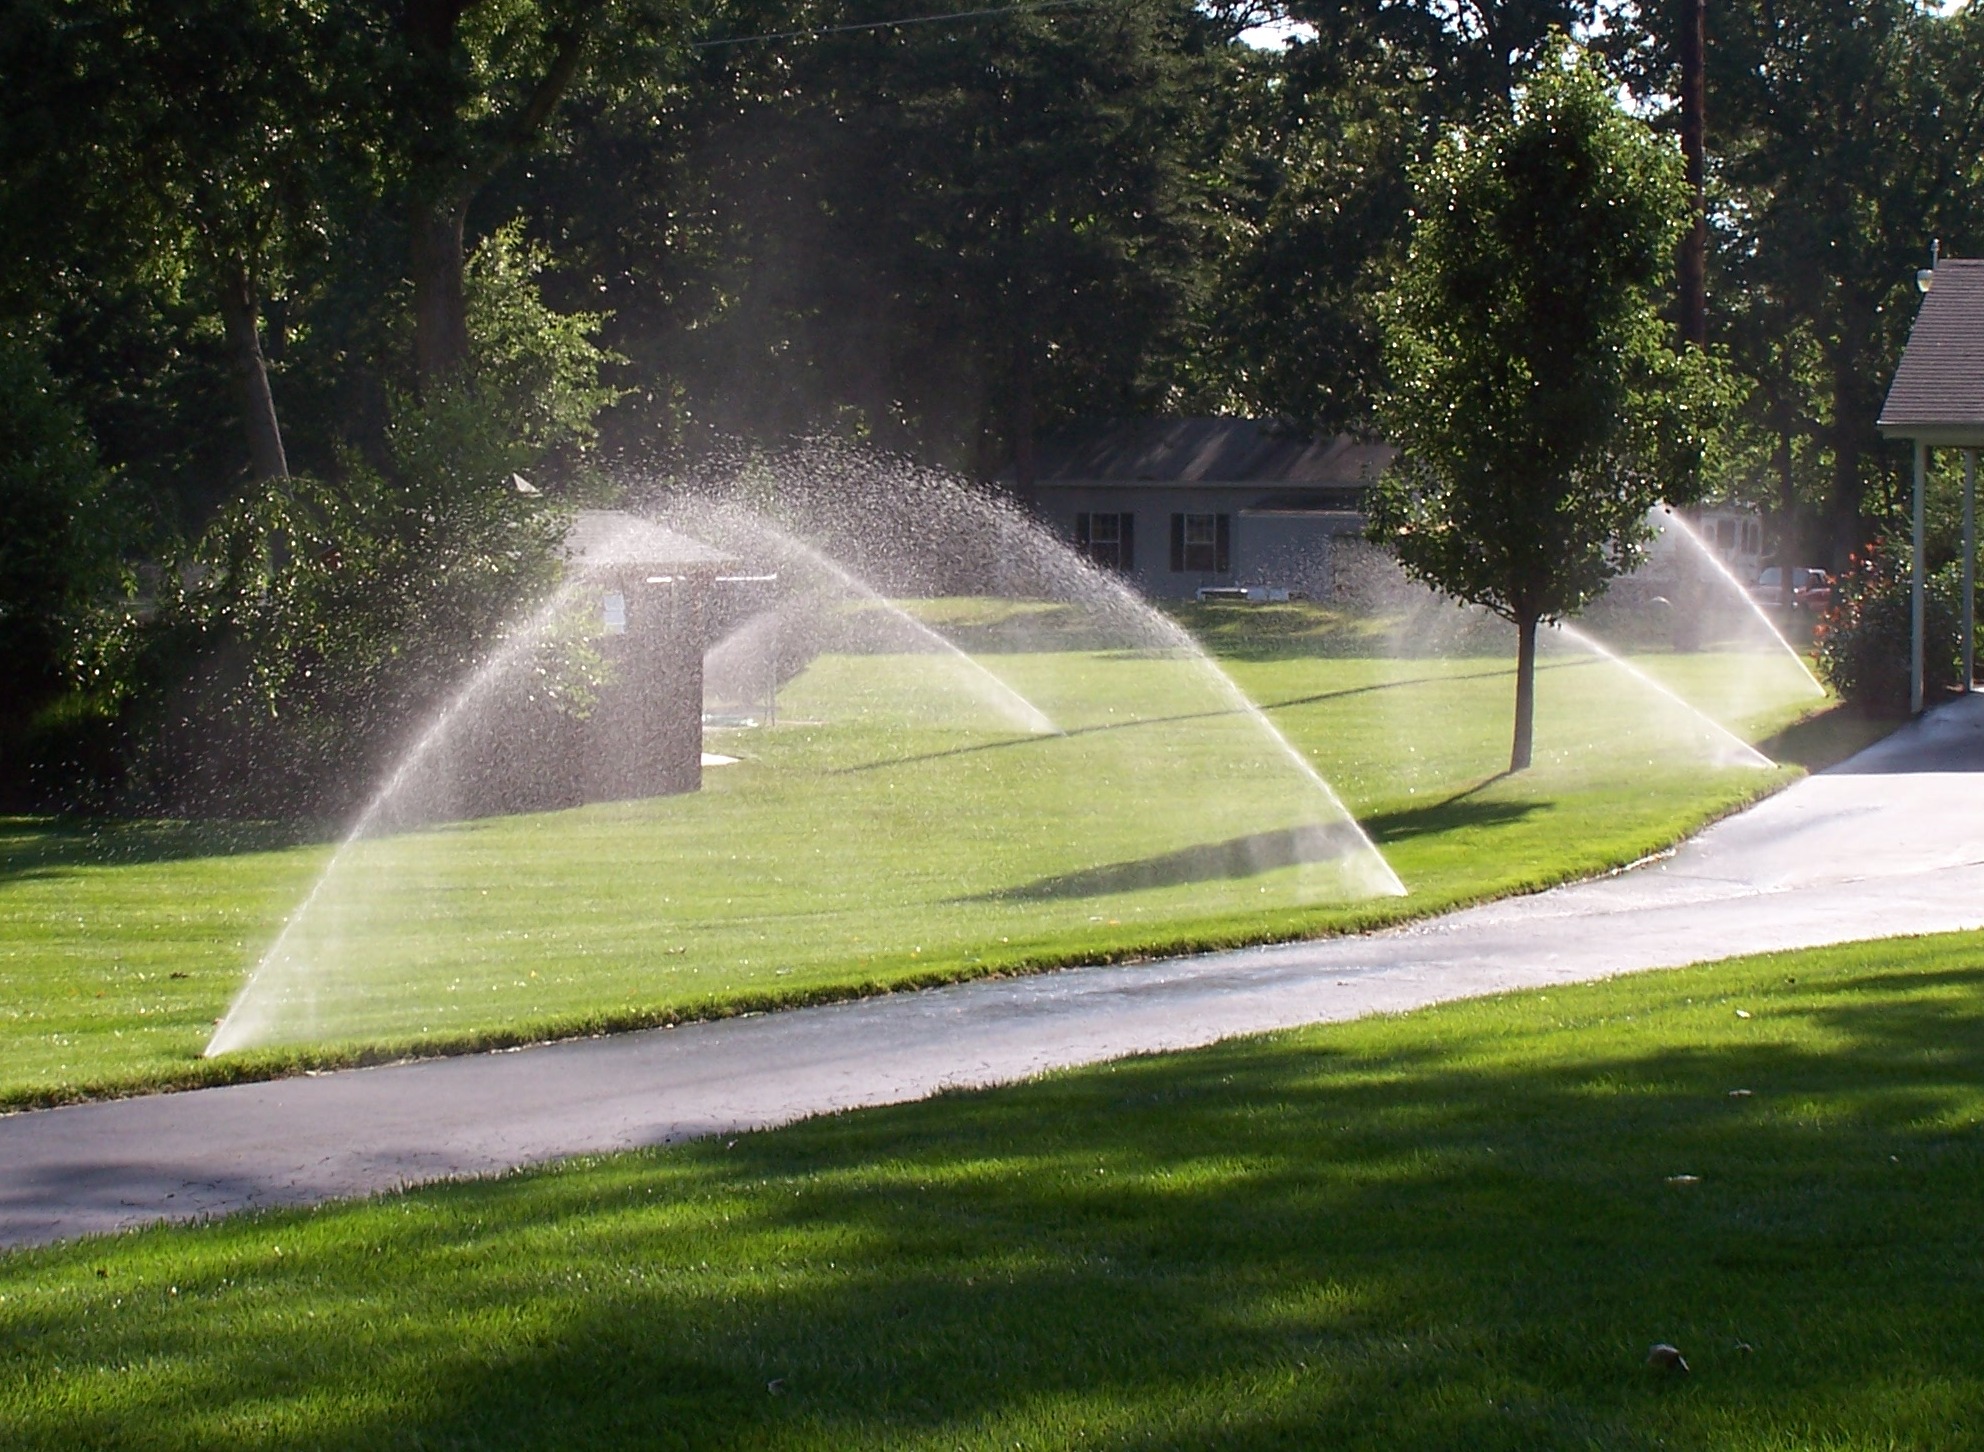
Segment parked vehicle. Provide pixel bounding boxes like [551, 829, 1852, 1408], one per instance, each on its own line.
[1751, 566, 1833, 611]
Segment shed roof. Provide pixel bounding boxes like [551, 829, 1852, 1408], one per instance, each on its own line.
[1030, 418, 1392, 487]
[1879, 259, 1984, 442]
[563, 510, 734, 571]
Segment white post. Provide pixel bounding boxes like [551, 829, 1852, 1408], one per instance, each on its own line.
[1966, 448, 1977, 693]
[1912, 439, 1927, 715]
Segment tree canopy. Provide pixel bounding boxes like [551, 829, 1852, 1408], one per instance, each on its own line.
[1366, 41, 1721, 771]
[0, 0, 1977, 807]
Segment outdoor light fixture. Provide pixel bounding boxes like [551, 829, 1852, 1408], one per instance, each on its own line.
[1919, 238, 1942, 293]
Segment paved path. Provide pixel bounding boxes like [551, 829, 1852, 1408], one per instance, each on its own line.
[6, 697, 1984, 1251]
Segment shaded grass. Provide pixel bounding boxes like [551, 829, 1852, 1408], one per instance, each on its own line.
[0, 640, 1841, 1109]
[5, 931, 1983, 1448]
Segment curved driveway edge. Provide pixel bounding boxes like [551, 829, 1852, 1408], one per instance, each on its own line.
[5, 696, 1983, 1250]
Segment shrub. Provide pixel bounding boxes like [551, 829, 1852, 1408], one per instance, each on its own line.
[86, 228, 624, 818]
[1815, 535, 1966, 714]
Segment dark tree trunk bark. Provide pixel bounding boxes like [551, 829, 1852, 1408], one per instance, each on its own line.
[1511, 611, 1538, 772]
[1825, 350, 1867, 570]
[411, 195, 471, 386]
[1011, 338, 1037, 507]
[1677, 0, 1708, 349]
[397, 2, 588, 393]
[1775, 408, 1799, 623]
[216, 260, 289, 482]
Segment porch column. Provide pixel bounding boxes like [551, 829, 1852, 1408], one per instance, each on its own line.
[1912, 439, 1927, 715]
[1966, 448, 1977, 693]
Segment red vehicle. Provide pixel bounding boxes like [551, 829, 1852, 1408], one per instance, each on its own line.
[1750, 566, 1833, 611]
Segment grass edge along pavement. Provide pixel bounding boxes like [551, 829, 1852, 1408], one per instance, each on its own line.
[0, 695, 1886, 1113]
[0, 773, 1792, 1114]
[4, 928, 1983, 1449]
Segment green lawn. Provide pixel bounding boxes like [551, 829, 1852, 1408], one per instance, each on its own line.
[4, 930, 1981, 1449]
[0, 605, 1865, 1107]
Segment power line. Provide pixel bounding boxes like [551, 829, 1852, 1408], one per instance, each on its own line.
[691, 0, 1097, 49]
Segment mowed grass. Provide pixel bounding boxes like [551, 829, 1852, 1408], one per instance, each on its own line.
[0, 609, 1854, 1106]
[5, 931, 1982, 1449]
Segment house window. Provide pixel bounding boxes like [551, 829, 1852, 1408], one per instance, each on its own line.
[1074, 512, 1135, 571]
[1170, 513, 1231, 573]
[602, 591, 627, 635]
[1716, 518, 1737, 552]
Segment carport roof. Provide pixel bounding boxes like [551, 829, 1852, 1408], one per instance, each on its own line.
[1879, 259, 1984, 446]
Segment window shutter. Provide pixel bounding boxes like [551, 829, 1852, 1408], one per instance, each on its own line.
[1215, 514, 1231, 574]
[1075, 512, 1090, 549]
[1120, 513, 1135, 572]
[1170, 514, 1185, 572]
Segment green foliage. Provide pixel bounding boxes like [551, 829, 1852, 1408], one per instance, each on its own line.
[1367, 41, 1720, 629]
[118, 456, 567, 816]
[0, 334, 130, 736]
[1683, 0, 1984, 562]
[460, 221, 624, 455]
[1207, 53, 1421, 434]
[1814, 535, 1965, 714]
[75, 220, 626, 816]
[8, 931, 1984, 1447]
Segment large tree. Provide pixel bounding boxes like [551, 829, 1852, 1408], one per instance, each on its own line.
[1367, 41, 1718, 772]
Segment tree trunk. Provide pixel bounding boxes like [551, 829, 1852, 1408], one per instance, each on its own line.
[411, 195, 471, 387]
[1825, 350, 1867, 570]
[397, 2, 590, 394]
[1775, 409, 1798, 624]
[1011, 337, 1037, 506]
[1511, 611, 1538, 772]
[216, 260, 289, 482]
[1677, 0, 1708, 349]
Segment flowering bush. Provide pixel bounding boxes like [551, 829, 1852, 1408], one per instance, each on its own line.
[1815, 536, 1965, 714]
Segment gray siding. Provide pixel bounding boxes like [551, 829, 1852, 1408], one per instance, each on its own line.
[1041, 485, 1363, 600]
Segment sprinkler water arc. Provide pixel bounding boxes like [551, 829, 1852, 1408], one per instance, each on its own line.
[1654, 506, 1827, 697]
[1551, 621, 1776, 770]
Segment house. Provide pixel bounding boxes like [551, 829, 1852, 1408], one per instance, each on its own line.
[1025, 419, 1393, 601]
[1878, 253, 1984, 710]
[1681, 505, 1764, 579]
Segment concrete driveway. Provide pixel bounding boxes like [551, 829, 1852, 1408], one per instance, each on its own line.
[4, 695, 1982, 1251]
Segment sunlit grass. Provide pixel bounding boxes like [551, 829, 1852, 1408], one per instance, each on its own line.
[0, 609, 1847, 1106]
[3, 930, 1979, 1449]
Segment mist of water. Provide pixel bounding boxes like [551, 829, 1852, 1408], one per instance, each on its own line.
[1652, 507, 1825, 697]
[209, 449, 1402, 1057]
[1549, 621, 1775, 769]
[207, 579, 595, 1056]
[714, 512, 1061, 738]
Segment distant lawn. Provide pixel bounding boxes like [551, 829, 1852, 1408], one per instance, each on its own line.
[0, 604, 1856, 1107]
[4, 930, 1982, 1449]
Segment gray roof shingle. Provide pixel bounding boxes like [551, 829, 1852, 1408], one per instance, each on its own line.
[1880, 259, 1984, 435]
[1031, 418, 1391, 486]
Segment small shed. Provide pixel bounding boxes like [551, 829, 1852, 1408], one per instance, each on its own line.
[445, 511, 734, 819]
[1877, 256, 1984, 711]
[1023, 419, 1392, 600]
[564, 510, 735, 801]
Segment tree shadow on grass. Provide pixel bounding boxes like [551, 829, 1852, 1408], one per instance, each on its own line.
[830, 662, 1586, 780]
[0, 815, 326, 887]
[959, 823, 1380, 903]
[1363, 777, 1542, 844]
[1755, 704, 1899, 774]
[19, 944, 1984, 1448]
[965, 791, 1540, 905]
